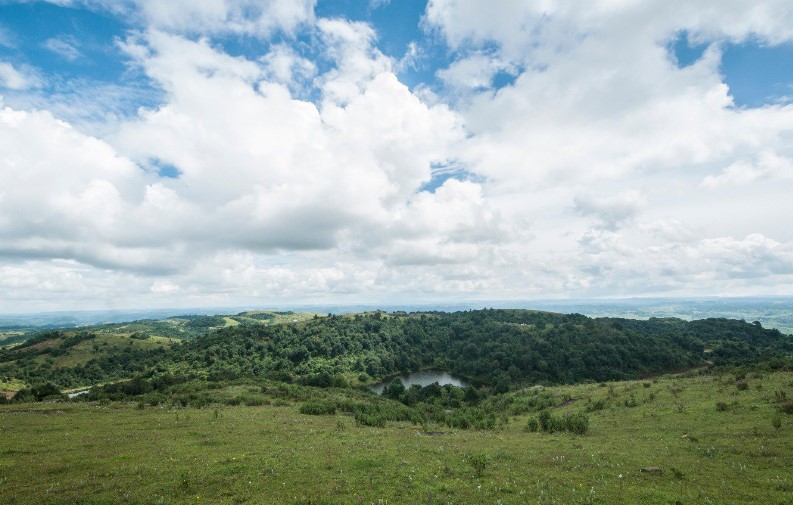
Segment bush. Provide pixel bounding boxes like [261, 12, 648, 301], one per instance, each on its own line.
[586, 399, 607, 412]
[536, 409, 589, 434]
[299, 401, 337, 415]
[355, 412, 386, 427]
[624, 395, 638, 408]
[716, 401, 728, 412]
[468, 454, 488, 478]
[525, 417, 539, 432]
[564, 412, 590, 435]
[736, 381, 749, 391]
[14, 382, 65, 402]
[778, 401, 793, 415]
[538, 410, 554, 432]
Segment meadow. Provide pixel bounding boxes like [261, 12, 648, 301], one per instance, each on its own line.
[1, 369, 791, 504]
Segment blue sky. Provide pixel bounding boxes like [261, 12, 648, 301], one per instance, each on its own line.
[3, 1, 792, 112]
[1, 0, 793, 311]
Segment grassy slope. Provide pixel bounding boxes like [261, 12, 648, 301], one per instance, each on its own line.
[1, 371, 791, 504]
[0, 311, 319, 392]
[4, 333, 175, 371]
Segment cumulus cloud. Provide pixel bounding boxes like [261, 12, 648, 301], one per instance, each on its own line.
[1, 22, 472, 287]
[3, 0, 793, 310]
[436, 52, 516, 93]
[702, 150, 793, 188]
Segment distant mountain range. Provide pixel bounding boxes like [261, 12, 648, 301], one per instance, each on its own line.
[1, 296, 791, 334]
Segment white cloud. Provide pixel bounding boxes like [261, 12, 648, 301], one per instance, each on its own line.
[109, 0, 316, 37]
[436, 52, 515, 92]
[43, 36, 81, 61]
[3, 1, 793, 310]
[0, 24, 471, 298]
[574, 190, 646, 231]
[702, 150, 793, 188]
[260, 43, 317, 91]
[0, 62, 41, 90]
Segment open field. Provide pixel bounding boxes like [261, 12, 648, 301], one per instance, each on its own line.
[1, 370, 791, 504]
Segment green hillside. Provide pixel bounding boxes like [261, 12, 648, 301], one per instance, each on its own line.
[1, 309, 792, 503]
[1, 369, 791, 504]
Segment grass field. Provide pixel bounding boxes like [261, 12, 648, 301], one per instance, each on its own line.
[1, 370, 791, 504]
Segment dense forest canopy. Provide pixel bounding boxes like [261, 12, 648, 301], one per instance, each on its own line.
[2, 310, 790, 393]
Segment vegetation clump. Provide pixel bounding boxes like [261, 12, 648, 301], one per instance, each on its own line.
[532, 409, 590, 435]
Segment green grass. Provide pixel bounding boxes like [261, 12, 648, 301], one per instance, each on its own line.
[1, 370, 791, 504]
[0, 377, 26, 396]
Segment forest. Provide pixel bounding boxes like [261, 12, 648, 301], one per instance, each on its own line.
[2, 309, 790, 398]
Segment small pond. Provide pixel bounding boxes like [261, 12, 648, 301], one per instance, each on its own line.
[370, 371, 468, 394]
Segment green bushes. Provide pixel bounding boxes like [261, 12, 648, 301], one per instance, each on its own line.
[531, 410, 589, 435]
[468, 454, 488, 478]
[355, 412, 386, 427]
[524, 417, 539, 432]
[586, 398, 608, 412]
[299, 401, 337, 415]
[13, 382, 64, 402]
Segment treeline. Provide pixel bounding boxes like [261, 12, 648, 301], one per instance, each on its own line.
[1, 310, 790, 392]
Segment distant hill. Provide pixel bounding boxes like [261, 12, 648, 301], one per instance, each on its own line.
[2, 309, 790, 394]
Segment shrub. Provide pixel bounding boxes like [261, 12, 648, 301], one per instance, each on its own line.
[383, 379, 406, 400]
[536, 409, 589, 434]
[778, 401, 793, 415]
[355, 412, 386, 427]
[538, 410, 554, 432]
[525, 417, 539, 432]
[586, 399, 607, 412]
[736, 381, 749, 391]
[15, 382, 65, 402]
[564, 412, 590, 435]
[299, 401, 337, 415]
[468, 454, 488, 478]
[624, 395, 638, 408]
[716, 401, 728, 412]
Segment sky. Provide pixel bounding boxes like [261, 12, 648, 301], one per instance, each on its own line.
[1, 0, 793, 313]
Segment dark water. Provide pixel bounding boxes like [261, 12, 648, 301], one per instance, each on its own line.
[370, 371, 468, 394]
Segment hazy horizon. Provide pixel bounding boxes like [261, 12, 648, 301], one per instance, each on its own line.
[3, 296, 791, 335]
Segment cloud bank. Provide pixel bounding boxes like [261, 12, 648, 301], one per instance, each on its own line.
[1, 0, 793, 311]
